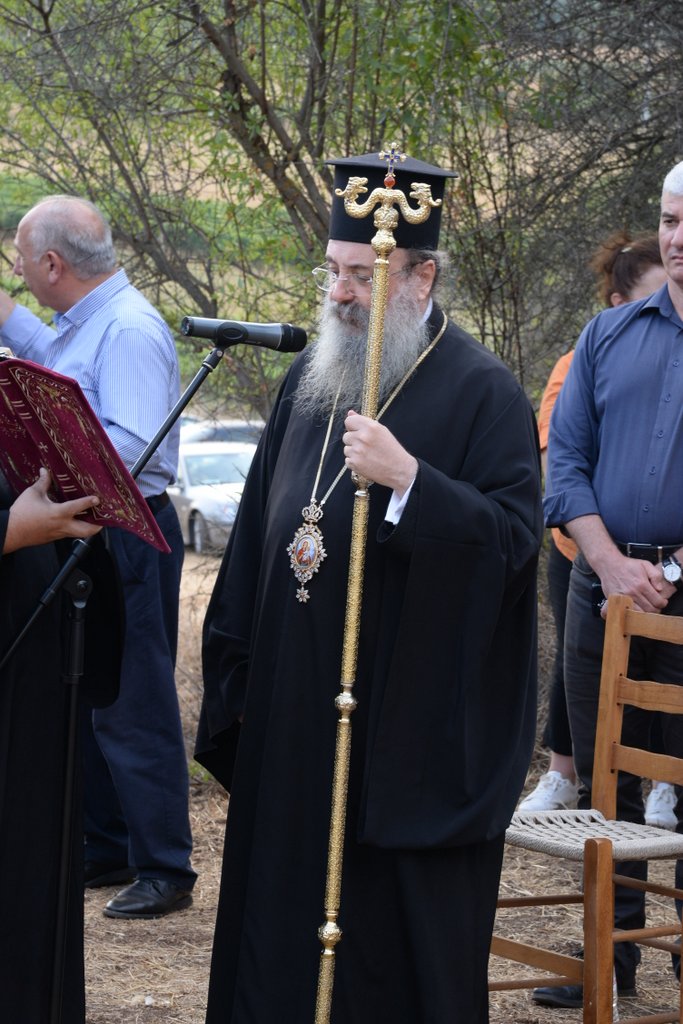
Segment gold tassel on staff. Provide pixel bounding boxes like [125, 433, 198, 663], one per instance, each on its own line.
[314, 143, 442, 1024]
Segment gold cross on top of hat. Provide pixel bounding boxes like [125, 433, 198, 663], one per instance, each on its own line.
[379, 142, 406, 188]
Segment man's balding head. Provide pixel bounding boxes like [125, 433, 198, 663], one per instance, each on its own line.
[13, 195, 118, 312]
[19, 196, 117, 280]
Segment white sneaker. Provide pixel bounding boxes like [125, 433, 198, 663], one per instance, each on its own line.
[645, 783, 677, 830]
[518, 771, 579, 812]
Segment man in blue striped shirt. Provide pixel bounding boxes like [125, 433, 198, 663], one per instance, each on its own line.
[0, 195, 196, 919]
[538, 161, 683, 1008]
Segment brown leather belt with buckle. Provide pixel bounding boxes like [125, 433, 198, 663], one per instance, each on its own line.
[616, 541, 681, 564]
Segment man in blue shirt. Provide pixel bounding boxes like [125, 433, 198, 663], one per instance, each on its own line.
[539, 161, 683, 1007]
[0, 195, 196, 918]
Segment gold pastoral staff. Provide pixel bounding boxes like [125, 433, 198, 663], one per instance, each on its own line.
[314, 144, 443, 1024]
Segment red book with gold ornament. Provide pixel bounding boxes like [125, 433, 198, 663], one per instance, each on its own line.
[0, 357, 169, 552]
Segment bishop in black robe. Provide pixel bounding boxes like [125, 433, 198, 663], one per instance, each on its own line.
[196, 295, 542, 1022]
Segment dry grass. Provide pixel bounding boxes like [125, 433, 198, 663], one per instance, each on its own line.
[82, 551, 683, 1023]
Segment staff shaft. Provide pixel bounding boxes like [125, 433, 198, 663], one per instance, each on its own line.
[314, 261, 390, 1022]
[314, 159, 440, 1022]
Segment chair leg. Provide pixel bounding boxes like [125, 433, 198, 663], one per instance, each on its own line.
[583, 838, 616, 1024]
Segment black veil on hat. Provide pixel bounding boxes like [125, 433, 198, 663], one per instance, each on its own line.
[326, 152, 458, 249]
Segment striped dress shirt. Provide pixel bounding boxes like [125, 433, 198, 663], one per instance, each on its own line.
[0, 269, 180, 496]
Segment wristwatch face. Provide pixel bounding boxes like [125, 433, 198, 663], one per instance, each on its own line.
[663, 558, 682, 584]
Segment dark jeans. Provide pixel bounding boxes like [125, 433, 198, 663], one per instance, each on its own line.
[564, 552, 683, 979]
[542, 540, 574, 755]
[83, 501, 196, 888]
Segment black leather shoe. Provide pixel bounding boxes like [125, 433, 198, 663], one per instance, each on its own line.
[532, 977, 637, 1008]
[103, 878, 193, 919]
[84, 862, 136, 889]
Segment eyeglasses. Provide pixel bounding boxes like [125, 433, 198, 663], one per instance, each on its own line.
[311, 265, 411, 293]
[311, 266, 372, 293]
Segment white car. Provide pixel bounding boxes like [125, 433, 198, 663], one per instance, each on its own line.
[169, 441, 256, 553]
[179, 417, 264, 445]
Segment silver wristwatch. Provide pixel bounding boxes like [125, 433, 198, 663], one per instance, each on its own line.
[662, 553, 683, 588]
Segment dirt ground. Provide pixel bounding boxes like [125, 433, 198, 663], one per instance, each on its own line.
[83, 550, 682, 1023]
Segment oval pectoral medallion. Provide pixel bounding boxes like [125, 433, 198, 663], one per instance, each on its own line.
[286, 522, 327, 602]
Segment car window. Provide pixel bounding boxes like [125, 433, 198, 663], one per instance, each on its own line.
[184, 452, 253, 486]
[214, 424, 263, 443]
[180, 421, 264, 444]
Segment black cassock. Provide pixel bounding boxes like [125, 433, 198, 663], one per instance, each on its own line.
[0, 485, 121, 1024]
[196, 306, 542, 1024]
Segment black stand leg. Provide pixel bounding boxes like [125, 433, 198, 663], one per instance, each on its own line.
[50, 568, 92, 1024]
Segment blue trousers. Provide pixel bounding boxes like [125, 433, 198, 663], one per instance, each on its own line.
[83, 501, 196, 888]
[564, 552, 683, 979]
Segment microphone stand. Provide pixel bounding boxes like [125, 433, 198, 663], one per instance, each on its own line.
[50, 567, 92, 1024]
[0, 343, 227, 1024]
[0, 346, 227, 670]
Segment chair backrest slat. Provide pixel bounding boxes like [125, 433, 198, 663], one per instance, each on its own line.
[611, 745, 683, 788]
[591, 596, 683, 819]
[624, 607, 683, 644]
[618, 677, 683, 714]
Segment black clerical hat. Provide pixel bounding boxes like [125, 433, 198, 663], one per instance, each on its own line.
[326, 151, 457, 249]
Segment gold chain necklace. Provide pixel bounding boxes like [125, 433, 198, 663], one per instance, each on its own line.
[286, 313, 447, 602]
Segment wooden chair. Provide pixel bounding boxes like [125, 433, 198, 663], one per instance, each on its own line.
[490, 594, 683, 1023]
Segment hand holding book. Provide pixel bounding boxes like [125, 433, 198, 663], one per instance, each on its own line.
[3, 467, 104, 553]
[0, 358, 169, 552]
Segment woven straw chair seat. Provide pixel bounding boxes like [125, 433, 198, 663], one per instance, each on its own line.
[507, 808, 683, 862]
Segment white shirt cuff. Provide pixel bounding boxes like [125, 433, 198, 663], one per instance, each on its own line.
[385, 477, 416, 525]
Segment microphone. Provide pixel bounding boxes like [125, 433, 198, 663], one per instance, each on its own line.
[181, 316, 307, 353]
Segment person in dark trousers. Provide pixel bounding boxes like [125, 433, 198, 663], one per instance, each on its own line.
[0, 196, 196, 918]
[538, 161, 683, 1008]
[0, 468, 121, 1022]
[520, 233, 670, 820]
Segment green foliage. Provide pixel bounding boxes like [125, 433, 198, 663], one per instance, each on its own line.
[0, 175, 47, 232]
[0, 0, 681, 406]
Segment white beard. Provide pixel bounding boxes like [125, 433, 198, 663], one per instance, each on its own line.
[293, 285, 431, 421]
